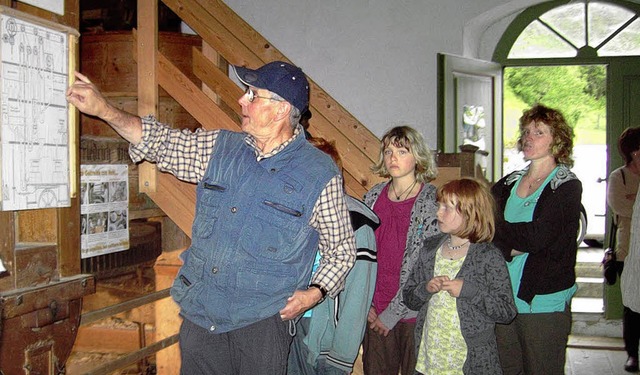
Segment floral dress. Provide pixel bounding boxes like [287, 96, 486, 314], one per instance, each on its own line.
[416, 247, 467, 375]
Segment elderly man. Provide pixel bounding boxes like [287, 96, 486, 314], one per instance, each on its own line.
[66, 61, 356, 374]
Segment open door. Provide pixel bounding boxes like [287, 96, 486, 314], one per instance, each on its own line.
[438, 53, 502, 182]
[603, 59, 640, 319]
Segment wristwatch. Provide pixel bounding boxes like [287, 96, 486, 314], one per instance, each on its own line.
[308, 283, 327, 304]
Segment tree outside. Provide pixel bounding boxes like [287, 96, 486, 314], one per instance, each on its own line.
[503, 65, 607, 244]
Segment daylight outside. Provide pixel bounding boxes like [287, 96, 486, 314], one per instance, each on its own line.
[502, 65, 607, 246]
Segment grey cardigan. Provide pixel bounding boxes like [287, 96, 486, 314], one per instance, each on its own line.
[403, 233, 517, 375]
[364, 181, 439, 330]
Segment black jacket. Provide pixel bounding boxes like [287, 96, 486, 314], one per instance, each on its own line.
[491, 165, 582, 303]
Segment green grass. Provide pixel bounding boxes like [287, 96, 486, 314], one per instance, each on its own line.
[503, 86, 606, 147]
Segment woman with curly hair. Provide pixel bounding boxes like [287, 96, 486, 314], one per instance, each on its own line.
[492, 104, 583, 375]
[362, 126, 440, 374]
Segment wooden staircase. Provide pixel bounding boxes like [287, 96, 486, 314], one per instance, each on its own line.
[132, 0, 384, 237]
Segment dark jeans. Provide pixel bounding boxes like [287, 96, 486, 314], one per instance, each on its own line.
[362, 321, 416, 375]
[179, 315, 293, 375]
[496, 307, 572, 375]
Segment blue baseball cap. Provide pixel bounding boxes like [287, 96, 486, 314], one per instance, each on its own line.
[233, 61, 310, 112]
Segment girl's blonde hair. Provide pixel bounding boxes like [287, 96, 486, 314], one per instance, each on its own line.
[371, 126, 438, 183]
[437, 178, 495, 243]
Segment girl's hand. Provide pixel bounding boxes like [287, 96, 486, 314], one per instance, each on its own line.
[427, 275, 450, 293]
[369, 317, 391, 337]
[442, 279, 464, 298]
[367, 306, 378, 323]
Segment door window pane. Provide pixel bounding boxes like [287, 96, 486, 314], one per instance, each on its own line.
[540, 3, 586, 49]
[509, 21, 577, 58]
[600, 18, 640, 55]
[509, 0, 639, 58]
[588, 1, 634, 47]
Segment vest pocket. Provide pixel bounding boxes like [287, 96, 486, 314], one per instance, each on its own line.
[232, 265, 296, 325]
[193, 182, 223, 239]
[170, 251, 205, 311]
[240, 203, 304, 261]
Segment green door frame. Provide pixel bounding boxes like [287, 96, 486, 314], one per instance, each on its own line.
[493, 0, 640, 319]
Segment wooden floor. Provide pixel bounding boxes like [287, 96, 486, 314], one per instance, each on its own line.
[350, 336, 632, 375]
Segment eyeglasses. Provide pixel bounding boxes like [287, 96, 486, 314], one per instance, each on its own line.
[245, 88, 283, 103]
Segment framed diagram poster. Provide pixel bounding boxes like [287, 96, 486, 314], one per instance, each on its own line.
[0, 6, 78, 210]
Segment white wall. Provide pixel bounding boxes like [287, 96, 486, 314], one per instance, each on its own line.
[222, 0, 545, 147]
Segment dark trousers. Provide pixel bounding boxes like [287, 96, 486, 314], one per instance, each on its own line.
[496, 307, 572, 375]
[624, 306, 640, 359]
[179, 315, 293, 375]
[362, 321, 416, 375]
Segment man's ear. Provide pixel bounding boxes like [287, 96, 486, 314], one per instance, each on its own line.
[274, 101, 292, 121]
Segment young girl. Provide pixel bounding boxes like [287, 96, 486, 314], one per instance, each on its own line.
[363, 126, 440, 375]
[403, 178, 516, 375]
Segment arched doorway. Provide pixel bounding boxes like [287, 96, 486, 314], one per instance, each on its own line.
[493, 0, 640, 319]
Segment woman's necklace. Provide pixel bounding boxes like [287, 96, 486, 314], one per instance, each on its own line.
[390, 180, 418, 201]
[526, 175, 543, 191]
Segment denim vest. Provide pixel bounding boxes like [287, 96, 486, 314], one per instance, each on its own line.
[171, 130, 338, 333]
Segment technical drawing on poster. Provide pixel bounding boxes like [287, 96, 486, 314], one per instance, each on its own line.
[0, 12, 70, 210]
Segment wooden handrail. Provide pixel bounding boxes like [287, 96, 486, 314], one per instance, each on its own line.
[80, 289, 171, 326]
[162, 0, 384, 191]
[83, 335, 179, 375]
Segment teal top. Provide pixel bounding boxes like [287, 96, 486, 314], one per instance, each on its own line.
[504, 166, 576, 314]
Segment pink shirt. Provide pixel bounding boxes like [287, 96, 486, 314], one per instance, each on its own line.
[372, 184, 418, 322]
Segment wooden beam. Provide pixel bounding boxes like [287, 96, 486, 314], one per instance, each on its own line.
[144, 173, 196, 239]
[192, 48, 242, 118]
[162, 0, 383, 190]
[0, 210, 15, 291]
[191, 47, 383, 190]
[157, 52, 239, 131]
[137, 2, 159, 193]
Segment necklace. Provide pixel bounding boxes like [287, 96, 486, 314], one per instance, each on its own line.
[390, 180, 418, 201]
[447, 236, 470, 250]
[526, 174, 543, 190]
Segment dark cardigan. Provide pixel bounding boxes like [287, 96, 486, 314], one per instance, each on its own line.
[403, 233, 516, 375]
[491, 165, 582, 303]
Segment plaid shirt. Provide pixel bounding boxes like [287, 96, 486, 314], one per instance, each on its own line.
[129, 116, 355, 296]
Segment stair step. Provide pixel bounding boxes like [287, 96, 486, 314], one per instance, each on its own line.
[575, 277, 604, 298]
[572, 297, 604, 314]
[575, 262, 604, 278]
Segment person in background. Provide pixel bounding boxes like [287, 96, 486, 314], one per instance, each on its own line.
[607, 127, 640, 266]
[609, 127, 640, 372]
[403, 178, 516, 375]
[288, 137, 379, 375]
[621, 187, 640, 373]
[300, 108, 313, 138]
[362, 126, 440, 375]
[492, 104, 582, 375]
[66, 61, 356, 375]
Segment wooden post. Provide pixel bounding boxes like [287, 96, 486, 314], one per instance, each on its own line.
[137, 0, 159, 194]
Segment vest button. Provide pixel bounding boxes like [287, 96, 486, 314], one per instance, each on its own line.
[231, 207, 237, 213]
[212, 266, 218, 274]
[210, 325, 216, 332]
